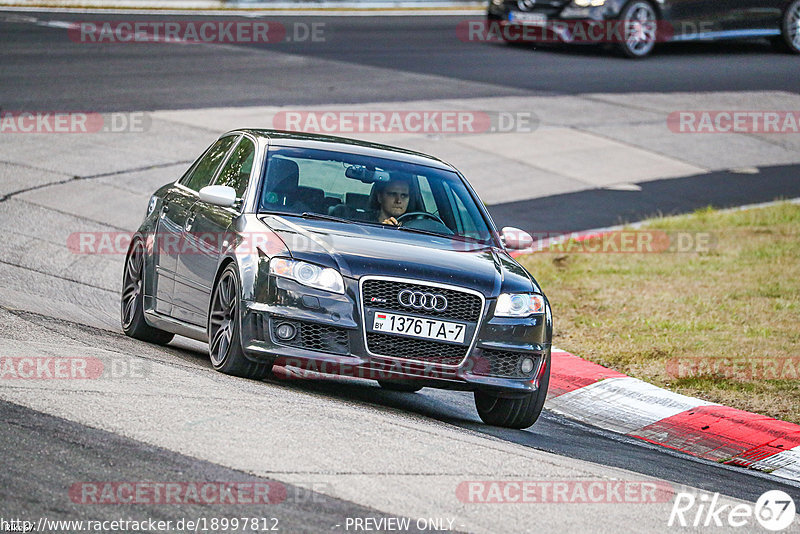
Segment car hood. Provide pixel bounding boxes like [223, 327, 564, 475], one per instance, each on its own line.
[259, 215, 536, 297]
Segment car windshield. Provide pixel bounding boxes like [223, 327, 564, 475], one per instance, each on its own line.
[257, 146, 495, 244]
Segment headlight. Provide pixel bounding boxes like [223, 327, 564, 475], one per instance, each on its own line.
[269, 258, 344, 294]
[574, 0, 605, 6]
[495, 293, 545, 317]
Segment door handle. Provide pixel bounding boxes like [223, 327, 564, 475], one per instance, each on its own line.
[185, 213, 197, 232]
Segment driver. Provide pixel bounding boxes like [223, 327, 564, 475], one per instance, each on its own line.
[375, 178, 411, 226]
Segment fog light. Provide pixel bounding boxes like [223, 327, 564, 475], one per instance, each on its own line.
[520, 357, 535, 374]
[275, 322, 297, 341]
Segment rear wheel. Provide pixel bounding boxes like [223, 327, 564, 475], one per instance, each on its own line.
[474, 357, 550, 429]
[209, 264, 272, 380]
[121, 239, 174, 345]
[616, 1, 657, 58]
[772, 0, 800, 54]
[378, 380, 423, 393]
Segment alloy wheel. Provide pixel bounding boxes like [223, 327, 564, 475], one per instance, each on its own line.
[790, 1, 800, 51]
[209, 270, 237, 367]
[121, 240, 144, 329]
[622, 2, 657, 57]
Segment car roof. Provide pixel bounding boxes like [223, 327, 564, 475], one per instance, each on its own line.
[230, 129, 455, 171]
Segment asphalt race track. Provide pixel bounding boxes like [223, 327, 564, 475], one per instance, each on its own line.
[1, 9, 800, 534]
[2, 13, 800, 111]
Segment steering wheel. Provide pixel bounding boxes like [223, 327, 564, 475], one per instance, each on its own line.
[397, 211, 447, 226]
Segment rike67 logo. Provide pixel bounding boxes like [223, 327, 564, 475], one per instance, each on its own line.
[669, 490, 796, 531]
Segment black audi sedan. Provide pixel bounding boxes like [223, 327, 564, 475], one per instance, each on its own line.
[121, 130, 552, 429]
[486, 0, 800, 57]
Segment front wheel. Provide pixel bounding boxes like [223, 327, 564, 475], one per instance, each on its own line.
[772, 0, 800, 54]
[121, 239, 174, 345]
[208, 264, 272, 380]
[474, 358, 550, 429]
[615, 1, 658, 58]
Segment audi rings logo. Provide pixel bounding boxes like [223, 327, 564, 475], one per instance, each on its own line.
[398, 290, 448, 312]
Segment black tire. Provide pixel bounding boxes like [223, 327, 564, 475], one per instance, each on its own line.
[474, 357, 550, 429]
[208, 264, 272, 380]
[121, 239, 174, 345]
[615, 1, 658, 58]
[378, 380, 423, 393]
[772, 0, 800, 54]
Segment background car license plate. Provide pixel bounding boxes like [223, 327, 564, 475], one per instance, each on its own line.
[373, 312, 466, 343]
[509, 12, 547, 26]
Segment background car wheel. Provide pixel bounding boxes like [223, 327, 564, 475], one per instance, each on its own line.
[474, 357, 550, 429]
[209, 264, 272, 380]
[377, 380, 423, 393]
[772, 0, 800, 54]
[121, 239, 174, 345]
[616, 1, 657, 58]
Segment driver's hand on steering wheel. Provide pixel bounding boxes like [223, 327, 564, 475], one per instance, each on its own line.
[382, 217, 400, 226]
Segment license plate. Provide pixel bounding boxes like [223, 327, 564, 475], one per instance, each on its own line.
[372, 312, 466, 344]
[509, 12, 547, 26]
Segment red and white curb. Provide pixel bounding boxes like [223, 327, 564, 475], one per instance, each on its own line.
[547, 349, 800, 483]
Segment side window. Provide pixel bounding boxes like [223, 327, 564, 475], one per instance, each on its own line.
[181, 135, 238, 192]
[215, 137, 255, 200]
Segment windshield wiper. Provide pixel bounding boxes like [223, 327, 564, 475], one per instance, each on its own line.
[397, 225, 493, 247]
[299, 212, 383, 228]
[396, 225, 452, 239]
[299, 212, 355, 224]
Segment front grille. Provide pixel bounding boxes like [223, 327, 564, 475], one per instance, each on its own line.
[271, 318, 350, 355]
[366, 333, 466, 366]
[473, 349, 540, 378]
[362, 279, 482, 322]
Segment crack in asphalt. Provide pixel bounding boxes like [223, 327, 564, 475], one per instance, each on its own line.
[0, 258, 116, 293]
[0, 306, 213, 370]
[10, 198, 133, 232]
[0, 159, 192, 204]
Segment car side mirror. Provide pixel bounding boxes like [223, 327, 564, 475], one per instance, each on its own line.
[199, 185, 237, 208]
[500, 227, 533, 250]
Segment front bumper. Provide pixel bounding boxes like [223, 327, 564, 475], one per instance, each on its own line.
[239, 275, 551, 395]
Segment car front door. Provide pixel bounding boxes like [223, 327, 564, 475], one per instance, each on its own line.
[167, 134, 239, 325]
[663, 0, 727, 36]
[176, 135, 256, 326]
